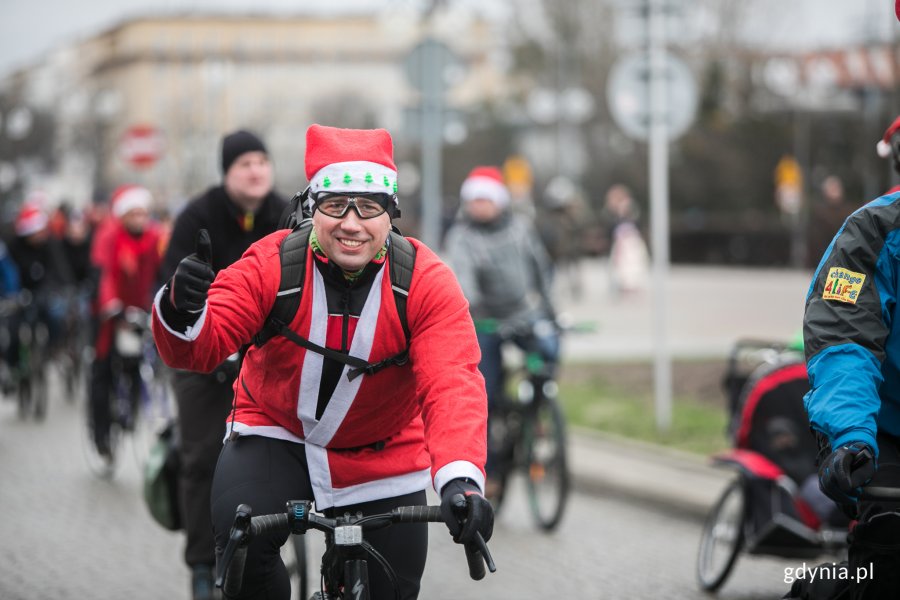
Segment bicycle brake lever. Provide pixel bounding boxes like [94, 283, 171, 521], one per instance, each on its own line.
[450, 494, 496, 577]
[215, 504, 252, 587]
[473, 532, 496, 573]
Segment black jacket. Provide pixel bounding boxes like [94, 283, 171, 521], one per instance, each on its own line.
[162, 185, 289, 279]
[8, 236, 75, 294]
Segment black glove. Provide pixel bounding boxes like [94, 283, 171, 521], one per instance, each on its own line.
[168, 229, 214, 314]
[440, 478, 494, 545]
[818, 441, 876, 504]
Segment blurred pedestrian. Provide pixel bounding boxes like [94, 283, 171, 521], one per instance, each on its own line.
[806, 175, 855, 269]
[537, 176, 588, 299]
[599, 184, 648, 297]
[8, 200, 75, 353]
[159, 129, 288, 600]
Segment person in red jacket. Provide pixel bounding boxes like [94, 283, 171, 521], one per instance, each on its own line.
[89, 185, 162, 462]
[152, 124, 492, 600]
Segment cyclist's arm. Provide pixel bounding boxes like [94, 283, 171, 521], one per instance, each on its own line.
[803, 198, 899, 457]
[152, 230, 286, 373]
[96, 250, 122, 318]
[406, 242, 487, 494]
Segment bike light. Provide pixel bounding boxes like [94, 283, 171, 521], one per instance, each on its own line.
[335, 525, 363, 546]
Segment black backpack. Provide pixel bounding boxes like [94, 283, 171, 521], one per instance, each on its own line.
[252, 190, 416, 381]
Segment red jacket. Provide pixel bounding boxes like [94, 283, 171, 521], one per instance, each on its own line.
[152, 230, 487, 508]
[95, 222, 162, 359]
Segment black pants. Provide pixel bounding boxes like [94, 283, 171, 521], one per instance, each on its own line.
[173, 370, 234, 568]
[847, 432, 900, 600]
[211, 435, 428, 600]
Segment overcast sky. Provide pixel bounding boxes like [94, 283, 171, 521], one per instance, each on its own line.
[0, 0, 895, 79]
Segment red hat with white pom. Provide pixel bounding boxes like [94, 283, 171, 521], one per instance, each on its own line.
[460, 166, 510, 207]
[15, 202, 48, 237]
[111, 184, 152, 218]
[877, 116, 900, 158]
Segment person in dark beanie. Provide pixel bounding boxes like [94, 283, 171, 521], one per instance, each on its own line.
[160, 129, 287, 600]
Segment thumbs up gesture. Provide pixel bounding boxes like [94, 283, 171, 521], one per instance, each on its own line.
[169, 229, 215, 314]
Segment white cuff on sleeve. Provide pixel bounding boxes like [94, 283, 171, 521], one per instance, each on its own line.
[153, 286, 208, 341]
[434, 460, 485, 495]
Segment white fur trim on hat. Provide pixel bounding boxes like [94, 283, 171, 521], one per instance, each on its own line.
[15, 210, 48, 237]
[306, 160, 398, 212]
[460, 176, 510, 207]
[113, 187, 152, 218]
[877, 139, 892, 158]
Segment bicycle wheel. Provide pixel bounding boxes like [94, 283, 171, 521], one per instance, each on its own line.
[30, 322, 49, 421]
[696, 478, 746, 592]
[522, 390, 569, 530]
[81, 395, 120, 478]
[16, 321, 33, 420]
[81, 366, 120, 479]
[17, 374, 31, 419]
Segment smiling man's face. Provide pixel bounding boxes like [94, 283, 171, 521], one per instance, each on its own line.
[312, 207, 391, 272]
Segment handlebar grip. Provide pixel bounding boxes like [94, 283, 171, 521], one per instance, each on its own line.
[464, 543, 486, 581]
[250, 513, 290, 536]
[394, 505, 443, 523]
[222, 546, 248, 597]
[860, 485, 900, 500]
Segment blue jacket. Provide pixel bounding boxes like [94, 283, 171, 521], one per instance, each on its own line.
[804, 191, 900, 457]
[0, 241, 20, 297]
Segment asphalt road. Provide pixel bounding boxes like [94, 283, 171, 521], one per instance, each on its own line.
[0, 371, 806, 600]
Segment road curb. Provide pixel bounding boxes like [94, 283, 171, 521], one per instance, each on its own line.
[568, 428, 733, 520]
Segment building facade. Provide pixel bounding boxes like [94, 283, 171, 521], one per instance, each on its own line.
[0, 11, 505, 213]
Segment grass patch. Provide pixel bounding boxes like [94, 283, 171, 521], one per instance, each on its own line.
[558, 361, 731, 456]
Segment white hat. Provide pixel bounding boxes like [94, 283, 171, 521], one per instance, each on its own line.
[460, 166, 510, 207]
[111, 185, 152, 218]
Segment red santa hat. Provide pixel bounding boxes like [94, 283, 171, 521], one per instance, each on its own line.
[460, 166, 510, 207]
[304, 124, 398, 205]
[111, 184, 152, 218]
[877, 116, 900, 158]
[15, 202, 48, 237]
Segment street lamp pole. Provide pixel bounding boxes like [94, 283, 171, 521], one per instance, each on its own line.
[649, 0, 672, 432]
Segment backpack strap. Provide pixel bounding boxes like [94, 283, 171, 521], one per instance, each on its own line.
[387, 229, 416, 341]
[252, 219, 313, 347]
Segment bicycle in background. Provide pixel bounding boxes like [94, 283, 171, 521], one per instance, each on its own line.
[0, 291, 51, 421]
[216, 497, 495, 600]
[57, 285, 91, 403]
[476, 316, 574, 532]
[83, 306, 173, 477]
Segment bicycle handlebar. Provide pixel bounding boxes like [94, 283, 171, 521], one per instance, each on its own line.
[216, 496, 495, 596]
[859, 485, 900, 501]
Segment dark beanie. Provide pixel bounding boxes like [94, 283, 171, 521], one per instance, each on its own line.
[221, 130, 267, 174]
